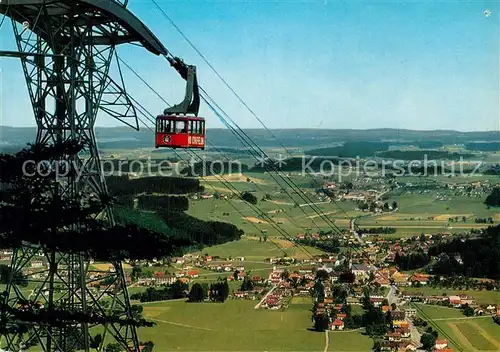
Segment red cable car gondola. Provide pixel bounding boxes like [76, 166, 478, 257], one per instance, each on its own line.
[156, 57, 205, 149]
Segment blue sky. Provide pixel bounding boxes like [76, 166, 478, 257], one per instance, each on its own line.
[0, 0, 499, 131]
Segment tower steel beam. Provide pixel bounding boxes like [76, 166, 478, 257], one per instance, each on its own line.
[0, 0, 169, 351]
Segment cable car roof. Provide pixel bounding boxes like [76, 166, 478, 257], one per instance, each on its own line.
[157, 115, 205, 121]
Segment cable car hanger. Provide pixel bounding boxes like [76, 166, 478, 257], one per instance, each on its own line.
[164, 56, 200, 116]
[155, 56, 205, 149]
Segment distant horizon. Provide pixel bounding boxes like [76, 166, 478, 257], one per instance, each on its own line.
[1, 1, 499, 130]
[1, 125, 499, 134]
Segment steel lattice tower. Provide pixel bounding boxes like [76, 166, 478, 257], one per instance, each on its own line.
[0, 0, 169, 351]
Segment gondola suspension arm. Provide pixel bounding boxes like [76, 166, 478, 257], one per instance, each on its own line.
[164, 56, 200, 116]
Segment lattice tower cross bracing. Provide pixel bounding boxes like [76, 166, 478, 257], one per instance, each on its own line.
[0, 0, 169, 351]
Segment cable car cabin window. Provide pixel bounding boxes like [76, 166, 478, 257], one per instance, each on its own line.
[176, 120, 187, 133]
[164, 120, 173, 133]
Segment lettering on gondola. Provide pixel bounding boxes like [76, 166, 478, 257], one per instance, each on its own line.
[189, 136, 204, 145]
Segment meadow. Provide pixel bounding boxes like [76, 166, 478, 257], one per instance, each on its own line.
[414, 304, 500, 352]
[190, 171, 498, 241]
[135, 298, 373, 351]
[403, 287, 500, 306]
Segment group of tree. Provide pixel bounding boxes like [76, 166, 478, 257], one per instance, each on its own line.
[295, 237, 341, 253]
[136, 195, 189, 212]
[485, 187, 500, 207]
[307, 142, 389, 158]
[106, 174, 203, 196]
[239, 276, 255, 291]
[159, 210, 244, 247]
[420, 329, 438, 351]
[483, 165, 500, 175]
[208, 279, 230, 302]
[474, 217, 494, 224]
[360, 291, 389, 337]
[240, 191, 258, 205]
[188, 283, 208, 302]
[357, 201, 397, 213]
[465, 142, 500, 151]
[358, 227, 396, 235]
[428, 226, 500, 280]
[394, 250, 430, 270]
[377, 150, 473, 161]
[129, 280, 189, 302]
[461, 304, 474, 317]
[0, 143, 193, 261]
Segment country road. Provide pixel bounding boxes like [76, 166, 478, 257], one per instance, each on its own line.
[254, 285, 276, 309]
[388, 284, 421, 346]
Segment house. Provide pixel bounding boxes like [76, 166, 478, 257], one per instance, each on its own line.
[434, 339, 448, 350]
[409, 273, 430, 285]
[405, 308, 417, 318]
[324, 182, 337, 189]
[396, 327, 411, 338]
[486, 304, 496, 312]
[351, 264, 374, 279]
[154, 272, 175, 284]
[174, 257, 185, 264]
[461, 298, 476, 306]
[387, 332, 401, 341]
[392, 272, 410, 286]
[392, 310, 406, 321]
[393, 320, 409, 329]
[400, 341, 418, 351]
[188, 270, 200, 278]
[370, 297, 385, 307]
[330, 319, 344, 330]
[448, 296, 461, 307]
[31, 260, 44, 268]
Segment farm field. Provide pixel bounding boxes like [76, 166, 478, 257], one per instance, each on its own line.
[190, 171, 498, 241]
[414, 304, 500, 351]
[190, 235, 324, 261]
[136, 298, 328, 351]
[135, 298, 372, 351]
[404, 287, 500, 305]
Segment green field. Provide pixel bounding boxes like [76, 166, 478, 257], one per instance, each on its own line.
[191, 171, 498, 241]
[137, 299, 326, 351]
[403, 287, 500, 305]
[191, 235, 324, 261]
[414, 304, 500, 351]
[135, 298, 373, 351]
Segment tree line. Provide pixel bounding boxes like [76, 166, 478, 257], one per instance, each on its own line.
[129, 281, 189, 302]
[485, 187, 500, 207]
[394, 250, 430, 271]
[186, 279, 230, 303]
[428, 225, 500, 280]
[136, 195, 189, 212]
[358, 227, 396, 234]
[106, 175, 204, 196]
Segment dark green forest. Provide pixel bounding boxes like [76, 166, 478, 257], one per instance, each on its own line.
[427, 225, 500, 280]
[106, 175, 203, 195]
